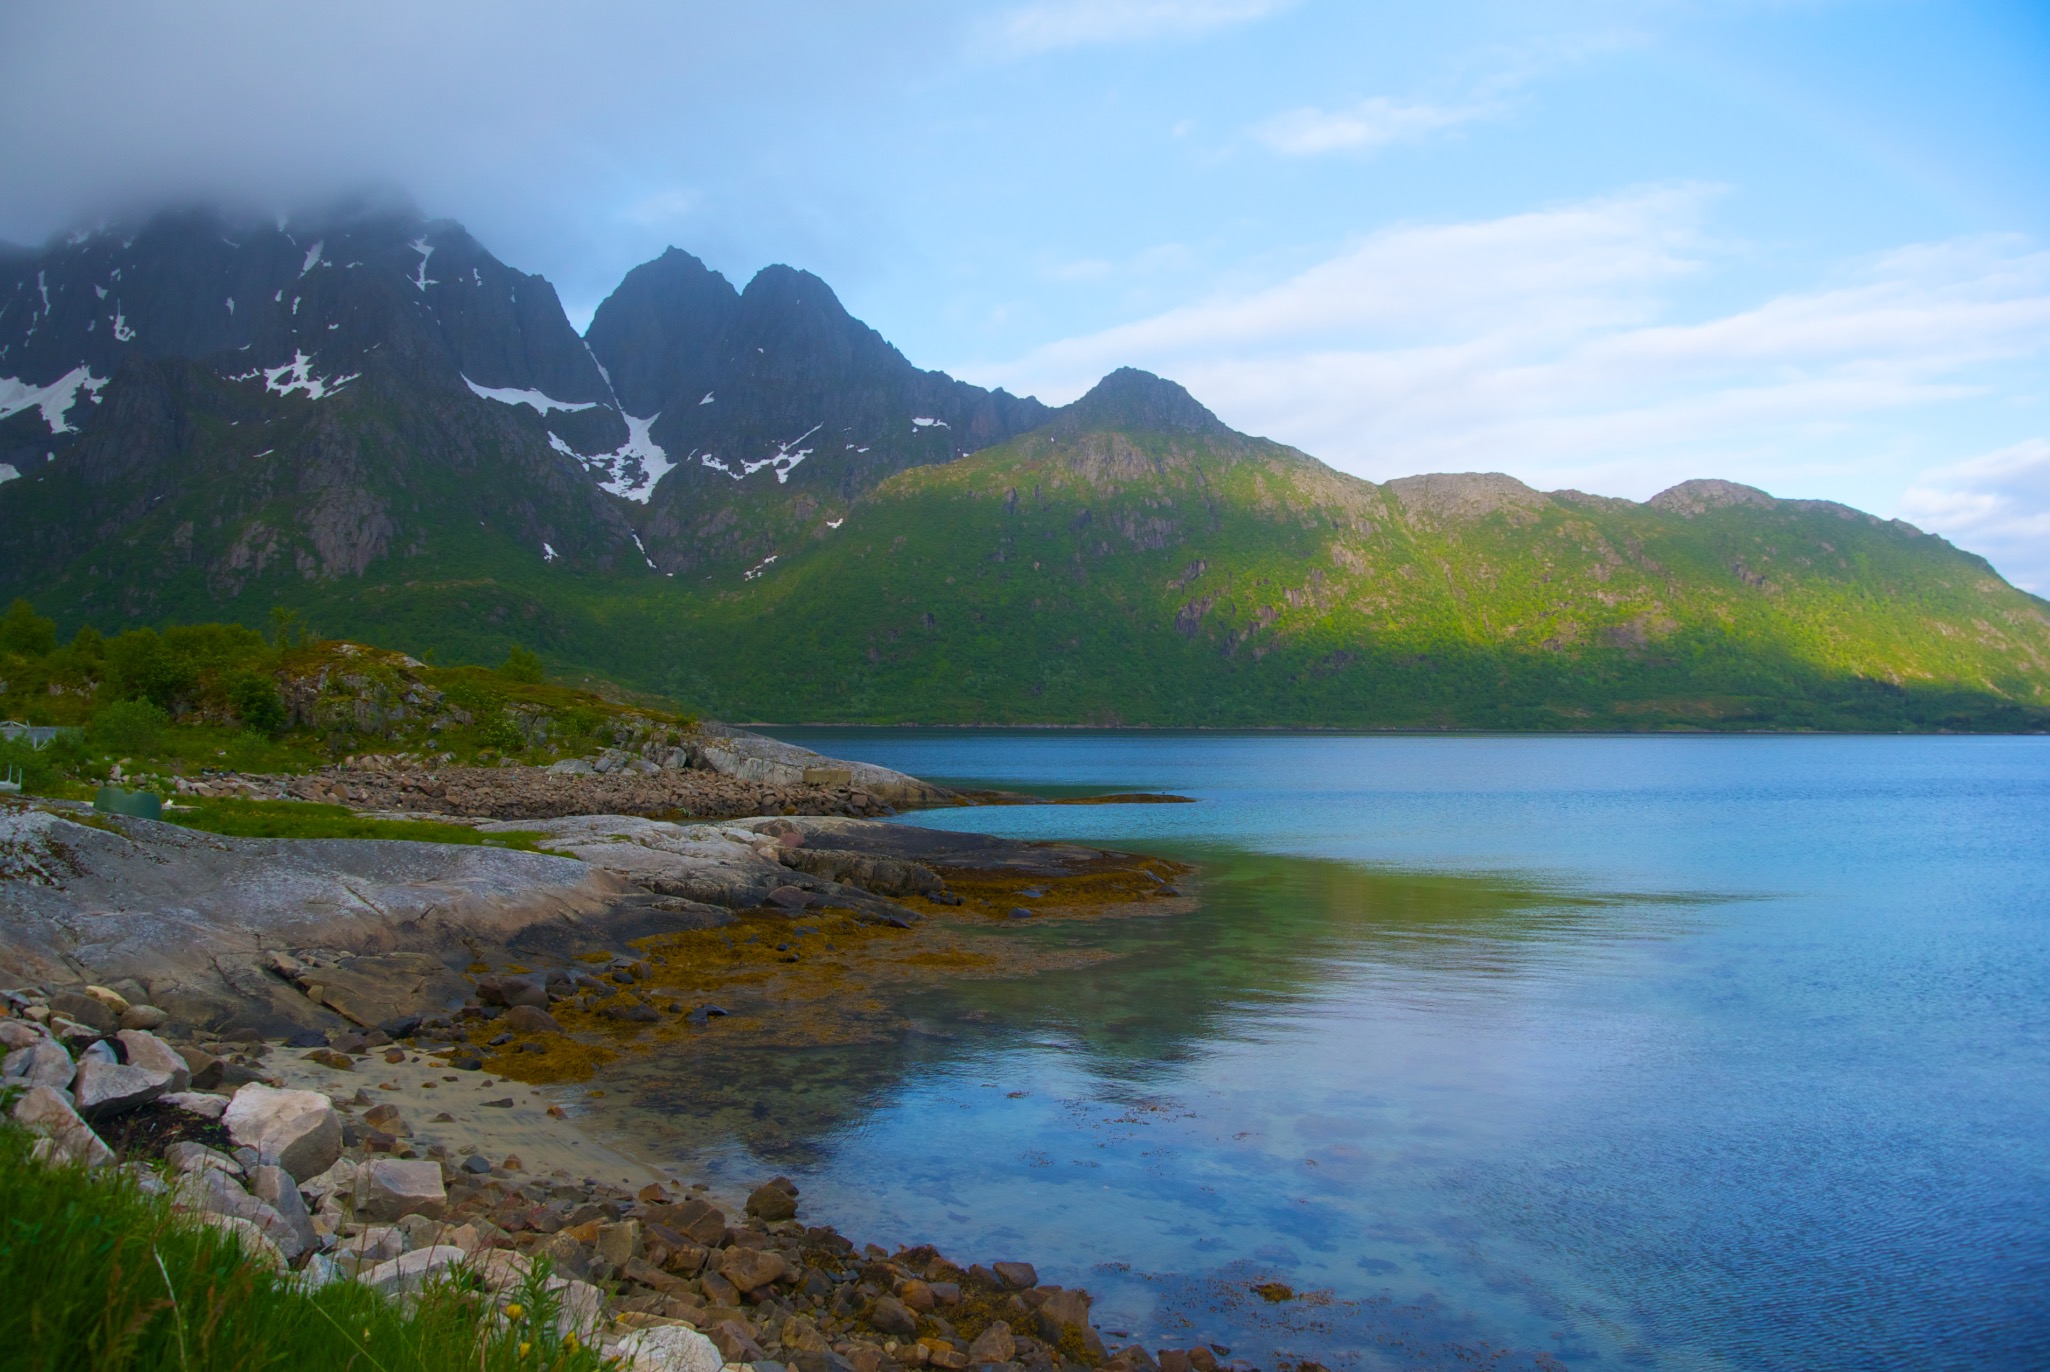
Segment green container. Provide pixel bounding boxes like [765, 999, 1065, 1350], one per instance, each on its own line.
[93, 786, 163, 821]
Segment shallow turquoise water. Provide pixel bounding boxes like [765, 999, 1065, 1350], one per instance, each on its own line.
[642, 733, 2050, 1370]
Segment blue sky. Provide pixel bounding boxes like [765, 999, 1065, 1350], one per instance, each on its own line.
[3, 0, 2047, 586]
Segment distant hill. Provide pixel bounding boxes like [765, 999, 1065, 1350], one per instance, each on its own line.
[2, 210, 2045, 731]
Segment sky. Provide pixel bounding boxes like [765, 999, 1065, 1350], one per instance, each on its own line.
[2, 0, 2048, 587]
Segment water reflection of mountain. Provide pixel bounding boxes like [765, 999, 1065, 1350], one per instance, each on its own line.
[587, 847, 1714, 1166]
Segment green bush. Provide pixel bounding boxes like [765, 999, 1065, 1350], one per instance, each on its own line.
[500, 644, 545, 684]
[0, 598, 56, 656]
[229, 672, 289, 737]
[89, 699, 169, 755]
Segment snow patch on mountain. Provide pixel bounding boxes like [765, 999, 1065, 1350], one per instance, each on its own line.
[912, 416, 947, 428]
[301, 240, 324, 275]
[695, 424, 818, 484]
[567, 412, 673, 502]
[743, 554, 777, 581]
[235, 350, 359, 400]
[631, 532, 658, 569]
[700, 392, 715, 405]
[0, 464, 18, 485]
[0, 366, 109, 433]
[464, 378, 599, 415]
[409, 238, 438, 292]
[112, 307, 135, 342]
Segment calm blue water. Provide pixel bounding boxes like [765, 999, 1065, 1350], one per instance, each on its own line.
[658, 734, 2050, 1370]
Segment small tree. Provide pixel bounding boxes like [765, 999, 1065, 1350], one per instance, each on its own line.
[0, 599, 56, 657]
[90, 699, 169, 756]
[229, 673, 289, 737]
[499, 644, 545, 684]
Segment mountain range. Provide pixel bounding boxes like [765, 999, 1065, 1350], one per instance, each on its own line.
[3, 202, 2046, 730]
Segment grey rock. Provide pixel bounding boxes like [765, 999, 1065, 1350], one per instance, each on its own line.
[47, 991, 117, 1034]
[165, 1140, 243, 1178]
[224, 1084, 342, 1180]
[355, 1158, 446, 1221]
[161, 1091, 231, 1119]
[73, 1058, 173, 1117]
[176, 1167, 310, 1260]
[4, 1037, 74, 1092]
[117, 1029, 192, 1092]
[10, 1083, 112, 1168]
[357, 1244, 468, 1295]
[249, 1164, 320, 1256]
[119, 1004, 169, 1030]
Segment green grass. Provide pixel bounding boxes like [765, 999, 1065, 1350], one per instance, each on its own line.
[0, 1123, 606, 1371]
[162, 798, 546, 850]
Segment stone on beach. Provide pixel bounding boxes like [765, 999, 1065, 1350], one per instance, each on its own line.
[117, 1029, 192, 1092]
[72, 1057, 173, 1118]
[745, 1176, 799, 1222]
[357, 1244, 468, 1296]
[355, 1157, 447, 1221]
[223, 1084, 342, 1180]
[607, 1323, 725, 1372]
[3, 1037, 75, 1094]
[11, 1084, 113, 1168]
[502, 1003, 562, 1034]
[718, 1244, 788, 1293]
[196, 1213, 287, 1271]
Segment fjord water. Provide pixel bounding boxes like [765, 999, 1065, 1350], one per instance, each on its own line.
[681, 735, 2049, 1369]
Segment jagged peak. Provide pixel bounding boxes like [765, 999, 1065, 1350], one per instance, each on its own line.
[740, 263, 855, 319]
[1056, 368, 1225, 435]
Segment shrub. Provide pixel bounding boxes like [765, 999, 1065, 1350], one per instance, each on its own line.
[500, 644, 545, 684]
[90, 699, 169, 755]
[0, 598, 56, 657]
[229, 672, 289, 737]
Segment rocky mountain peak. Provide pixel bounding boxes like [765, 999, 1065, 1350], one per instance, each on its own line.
[1648, 478, 1777, 517]
[1057, 368, 1226, 436]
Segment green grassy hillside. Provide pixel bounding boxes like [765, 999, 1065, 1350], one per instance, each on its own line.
[609, 408, 2050, 730]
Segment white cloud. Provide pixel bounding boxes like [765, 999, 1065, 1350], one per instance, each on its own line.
[1251, 96, 1498, 156]
[975, 194, 2050, 551]
[997, 0, 1292, 52]
[1899, 441, 2050, 595]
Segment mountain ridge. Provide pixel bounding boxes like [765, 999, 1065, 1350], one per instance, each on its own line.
[1, 207, 2045, 732]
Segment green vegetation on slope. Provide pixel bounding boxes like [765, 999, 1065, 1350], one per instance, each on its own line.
[598, 427, 2050, 730]
[0, 1125, 605, 1371]
[5, 388, 2048, 731]
[163, 797, 546, 848]
[0, 599, 692, 799]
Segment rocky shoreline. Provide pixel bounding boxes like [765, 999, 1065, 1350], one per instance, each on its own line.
[2, 980, 1261, 1372]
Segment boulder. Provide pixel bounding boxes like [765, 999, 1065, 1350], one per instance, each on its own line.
[362, 1102, 406, 1135]
[355, 1157, 447, 1221]
[358, 1245, 468, 1296]
[502, 1004, 562, 1034]
[869, 1295, 919, 1336]
[11, 1084, 112, 1168]
[249, 1164, 320, 1257]
[898, 1278, 936, 1312]
[709, 1319, 769, 1364]
[333, 1225, 407, 1275]
[968, 1321, 1016, 1364]
[745, 1178, 799, 1222]
[719, 1245, 789, 1293]
[607, 1324, 725, 1372]
[119, 1004, 169, 1031]
[595, 1219, 641, 1268]
[159, 1090, 230, 1120]
[477, 975, 549, 1009]
[177, 1045, 225, 1091]
[991, 1262, 1038, 1291]
[196, 1213, 286, 1272]
[117, 1029, 192, 1092]
[164, 1141, 242, 1178]
[1036, 1289, 1105, 1361]
[0, 1020, 45, 1049]
[176, 1168, 310, 1260]
[72, 1058, 173, 1118]
[47, 991, 116, 1034]
[223, 1084, 342, 1180]
[82, 985, 132, 1014]
[3, 1037, 75, 1093]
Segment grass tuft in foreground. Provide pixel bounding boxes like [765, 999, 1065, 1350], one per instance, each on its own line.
[0, 1123, 603, 1370]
